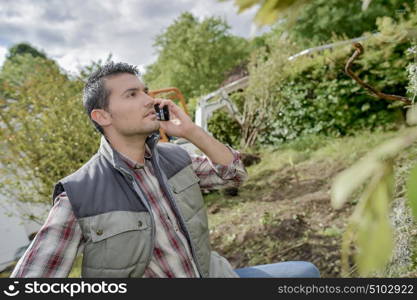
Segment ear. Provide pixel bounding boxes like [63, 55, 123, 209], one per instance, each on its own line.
[91, 109, 112, 127]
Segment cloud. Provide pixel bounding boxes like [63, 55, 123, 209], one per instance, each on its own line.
[0, 0, 267, 74]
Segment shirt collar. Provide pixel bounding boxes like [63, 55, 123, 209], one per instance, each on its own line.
[118, 144, 152, 170]
[99, 133, 158, 172]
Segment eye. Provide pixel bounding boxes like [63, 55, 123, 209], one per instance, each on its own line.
[144, 86, 149, 94]
[129, 91, 136, 97]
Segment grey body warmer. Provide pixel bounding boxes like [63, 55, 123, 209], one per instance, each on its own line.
[52, 134, 238, 278]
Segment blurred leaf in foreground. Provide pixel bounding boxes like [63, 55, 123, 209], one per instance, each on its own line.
[221, 0, 308, 26]
[406, 164, 417, 220]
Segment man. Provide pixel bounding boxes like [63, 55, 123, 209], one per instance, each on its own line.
[11, 62, 319, 278]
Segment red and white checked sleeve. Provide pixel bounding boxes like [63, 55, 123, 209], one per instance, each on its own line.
[189, 146, 248, 190]
[10, 192, 84, 278]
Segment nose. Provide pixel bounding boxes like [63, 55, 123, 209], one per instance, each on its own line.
[144, 93, 155, 108]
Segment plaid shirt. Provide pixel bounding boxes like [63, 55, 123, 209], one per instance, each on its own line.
[10, 145, 247, 278]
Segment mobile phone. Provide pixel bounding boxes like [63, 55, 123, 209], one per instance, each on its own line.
[154, 104, 170, 121]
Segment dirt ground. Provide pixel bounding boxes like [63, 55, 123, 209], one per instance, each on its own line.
[208, 160, 357, 278]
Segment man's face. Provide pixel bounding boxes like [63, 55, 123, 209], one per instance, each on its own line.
[103, 73, 159, 137]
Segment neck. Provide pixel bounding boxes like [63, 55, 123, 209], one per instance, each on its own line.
[106, 133, 148, 164]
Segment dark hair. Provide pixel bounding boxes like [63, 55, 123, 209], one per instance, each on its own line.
[83, 62, 140, 135]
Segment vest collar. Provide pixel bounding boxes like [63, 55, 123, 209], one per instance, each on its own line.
[98, 132, 160, 173]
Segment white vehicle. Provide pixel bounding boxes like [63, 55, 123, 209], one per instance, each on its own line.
[194, 76, 248, 133]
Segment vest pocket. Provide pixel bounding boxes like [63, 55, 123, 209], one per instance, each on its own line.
[169, 165, 201, 193]
[168, 164, 211, 269]
[83, 211, 151, 270]
[168, 165, 205, 221]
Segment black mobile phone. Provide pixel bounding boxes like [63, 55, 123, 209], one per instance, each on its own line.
[154, 104, 170, 121]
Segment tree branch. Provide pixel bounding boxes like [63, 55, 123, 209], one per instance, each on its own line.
[345, 42, 411, 105]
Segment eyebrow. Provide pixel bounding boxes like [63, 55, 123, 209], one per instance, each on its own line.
[121, 85, 148, 96]
[121, 87, 139, 96]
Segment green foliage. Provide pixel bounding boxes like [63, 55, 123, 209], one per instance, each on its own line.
[223, 0, 307, 26]
[289, 0, 415, 48]
[240, 38, 298, 148]
[207, 110, 241, 147]
[206, 91, 245, 148]
[331, 36, 417, 276]
[407, 45, 417, 99]
[332, 126, 417, 276]
[6, 42, 47, 62]
[248, 15, 415, 146]
[407, 164, 417, 220]
[354, 162, 394, 275]
[78, 54, 113, 82]
[327, 24, 417, 275]
[206, 13, 415, 148]
[0, 49, 98, 221]
[406, 43, 417, 221]
[259, 211, 280, 226]
[144, 12, 250, 100]
[332, 128, 417, 208]
[68, 255, 83, 278]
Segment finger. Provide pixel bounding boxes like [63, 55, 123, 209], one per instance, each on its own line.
[155, 99, 176, 109]
[158, 99, 172, 109]
[167, 102, 182, 116]
[153, 98, 167, 106]
[153, 98, 162, 105]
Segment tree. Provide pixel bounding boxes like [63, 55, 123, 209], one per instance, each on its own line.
[0, 47, 99, 223]
[78, 54, 113, 82]
[221, 0, 308, 25]
[5, 42, 47, 62]
[144, 12, 250, 99]
[225, 0, 414, 47]
[288, 0, 415, 47]
[224, 0, 411, 25]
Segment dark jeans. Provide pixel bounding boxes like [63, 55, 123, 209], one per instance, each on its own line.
[234, 261, 320, 278]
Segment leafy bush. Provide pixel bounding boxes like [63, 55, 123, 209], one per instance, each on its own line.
[203, 15, 415, 148]
[289, 0, 415, 48]
[207, 110, 241, 148]
[0, 53, 98, 222]
[249, 15, 416, 146]
[407, 45, 417, 99]
[239, 38, 299, 148]
[206, 91, 245, 148]
[329, 39, 417, 276]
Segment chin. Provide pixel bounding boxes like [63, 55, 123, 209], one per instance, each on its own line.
[143, 122, 160, 135]
[149, 123, 161, 132]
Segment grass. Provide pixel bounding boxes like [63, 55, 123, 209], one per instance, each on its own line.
[68, 255, 83, 278]
[246, 130, 397, 180]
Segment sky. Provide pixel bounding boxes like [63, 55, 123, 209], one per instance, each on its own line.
[0, 0, 268, 75]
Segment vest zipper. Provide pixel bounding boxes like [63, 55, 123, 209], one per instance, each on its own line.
[150, 148, 205, 278]
[117, 167, 156, 274]
[131, 180, 156, 273]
